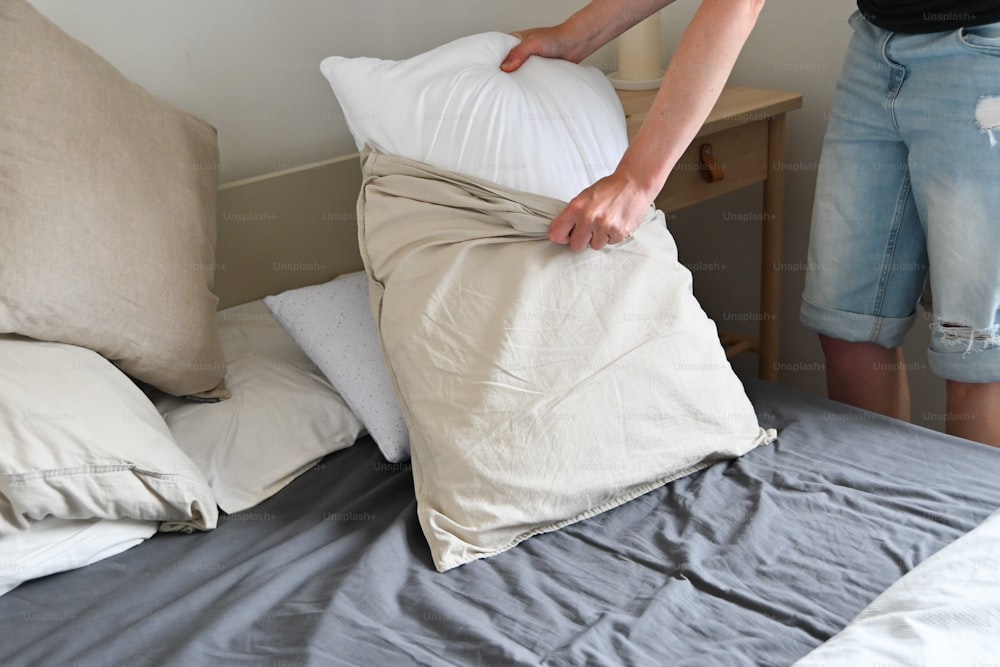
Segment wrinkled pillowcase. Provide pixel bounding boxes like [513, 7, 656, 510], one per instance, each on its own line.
[0, 335, 217, 534]
[356, 148, 774, 572]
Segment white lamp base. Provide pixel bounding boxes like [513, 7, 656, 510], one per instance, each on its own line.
[607, 71, 663, 91]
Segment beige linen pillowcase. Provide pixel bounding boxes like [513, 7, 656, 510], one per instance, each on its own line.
[358, 149, 774, 572]
[0, 0, 226, 398]
[0, 335, 218, 534]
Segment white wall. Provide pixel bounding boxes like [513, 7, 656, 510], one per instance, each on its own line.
[29, 0, 592, 182]
[30, 0, 949, 430]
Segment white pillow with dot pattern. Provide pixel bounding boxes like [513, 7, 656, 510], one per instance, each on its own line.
[265, 273, 409, 463]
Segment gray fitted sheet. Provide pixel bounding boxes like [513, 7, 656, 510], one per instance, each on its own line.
[2, 380, 1000, 666]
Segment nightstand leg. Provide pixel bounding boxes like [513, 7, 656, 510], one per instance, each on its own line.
[759, 114, 786, 382]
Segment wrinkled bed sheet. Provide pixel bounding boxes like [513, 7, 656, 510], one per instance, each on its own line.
[1, 380, 999, 666]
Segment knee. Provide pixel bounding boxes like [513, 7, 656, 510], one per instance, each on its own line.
[818, 334, 901, 371]
[819, 334, 897, 355]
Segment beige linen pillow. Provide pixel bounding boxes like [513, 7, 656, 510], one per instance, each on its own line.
[358, 149, 774, 572]
[0, 335, 218, 534]
[0, 0, 225, 397]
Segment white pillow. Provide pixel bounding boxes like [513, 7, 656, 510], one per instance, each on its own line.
[0, 336, 217, 533]
[0, 517, 157, 597]
[264, 273, 409, 463]
[320, 31, 628, 202]
[153, 300, 366, 513]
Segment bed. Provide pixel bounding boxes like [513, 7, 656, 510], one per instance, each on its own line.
[7, 379, 1000, 667]
[3, 3, 1000, 665]
[3, 153, 1000, 667]
[2, 346, 1000, 665]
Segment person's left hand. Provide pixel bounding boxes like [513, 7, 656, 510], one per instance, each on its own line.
[549, 169, 652, 251]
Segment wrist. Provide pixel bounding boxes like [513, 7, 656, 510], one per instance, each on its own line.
[561, 7, 619, 62]
[615, 154, 667, 206]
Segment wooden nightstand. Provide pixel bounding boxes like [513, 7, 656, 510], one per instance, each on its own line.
[617, 85, 803, 382]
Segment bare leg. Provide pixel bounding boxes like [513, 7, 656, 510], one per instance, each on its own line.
[818, 334, 911, 420]
[945, 380, 1000, 448]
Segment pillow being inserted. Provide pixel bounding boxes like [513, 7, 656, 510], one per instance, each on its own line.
[320, 31, 628, 202]
[0, 0, 226, 398]
[323, 32, 773, 572]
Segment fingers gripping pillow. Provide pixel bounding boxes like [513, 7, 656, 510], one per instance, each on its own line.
[321, 31, 627, 202]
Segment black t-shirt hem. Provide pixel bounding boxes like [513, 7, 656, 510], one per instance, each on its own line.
[857, 1, 1000, 33]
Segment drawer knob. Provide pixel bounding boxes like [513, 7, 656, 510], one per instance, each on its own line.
[699, 143, 725, 183]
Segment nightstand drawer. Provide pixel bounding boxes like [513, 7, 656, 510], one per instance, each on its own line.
[655, 120, 769, 213]
[617, 86, 803, 381]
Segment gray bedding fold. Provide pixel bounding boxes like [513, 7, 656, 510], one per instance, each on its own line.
[1, 380, 999, 666]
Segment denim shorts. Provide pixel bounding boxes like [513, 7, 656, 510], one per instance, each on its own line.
[800, 11, 1000, 383]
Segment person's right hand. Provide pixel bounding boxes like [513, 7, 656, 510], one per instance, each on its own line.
[500, 27, 583, 73]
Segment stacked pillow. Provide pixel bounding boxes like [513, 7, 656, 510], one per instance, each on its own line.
[0, 335, 216, 595]
[0, 299, 372, 595]
[0, 0, 231, 593]
[0, 335, 218, 533]
[0, 0, 226, 398]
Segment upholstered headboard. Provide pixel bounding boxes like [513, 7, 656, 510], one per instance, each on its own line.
[213, 154, 366, 309]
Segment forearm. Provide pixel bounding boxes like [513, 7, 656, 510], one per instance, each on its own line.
[620, 0, 765, 199]
[560, 0, 678, 61]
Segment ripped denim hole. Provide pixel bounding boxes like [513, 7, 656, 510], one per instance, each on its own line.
[933, 322, 1000, 355]
[976, 96, 1000, 147]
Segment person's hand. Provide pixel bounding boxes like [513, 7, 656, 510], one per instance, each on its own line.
[550, 169, 653, 252]
[500, 26, 586, 73]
